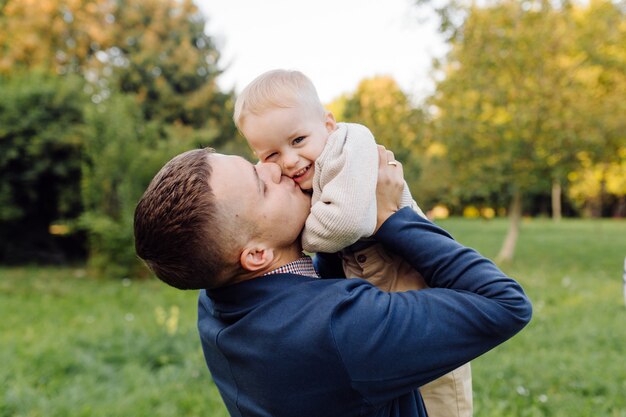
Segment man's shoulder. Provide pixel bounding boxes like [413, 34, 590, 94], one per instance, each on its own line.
[200, 274, 373, 305]
[198, 275, 381, 331]
[280, 274, 375, 300]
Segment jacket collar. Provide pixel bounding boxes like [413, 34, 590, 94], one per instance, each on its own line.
[205, 273, 315, 321]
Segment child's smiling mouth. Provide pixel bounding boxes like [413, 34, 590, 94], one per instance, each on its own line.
[292, 165, 312, 182]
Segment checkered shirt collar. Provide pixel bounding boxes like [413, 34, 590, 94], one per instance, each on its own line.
[264, 255, 320, 278]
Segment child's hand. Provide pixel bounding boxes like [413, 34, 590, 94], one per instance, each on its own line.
[374, 145, 404, 233]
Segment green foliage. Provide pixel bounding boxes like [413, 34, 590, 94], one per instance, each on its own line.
[79, 93, 219, 278]
[426, 0, 626, 214]
[2, 219, 625, 416]
[433, 2, 571, 201]
[79, 94, 145, 277]
[330, 76, 426, 190]
[0, 0, 242, 270]
[423, 0, 626, 259]
[107, 0, 233, 131]
[574, 0, 626, 165]
[0, 72, 86, 262]
[0, 0, 236, 132]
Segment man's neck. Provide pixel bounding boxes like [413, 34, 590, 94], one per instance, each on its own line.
[266, 245, 305, 272]
[235, 244, 304, 283]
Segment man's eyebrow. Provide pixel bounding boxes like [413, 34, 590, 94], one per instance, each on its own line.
[252, 165, 263, 195]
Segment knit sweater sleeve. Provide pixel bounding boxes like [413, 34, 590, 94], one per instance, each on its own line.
[301, 123, 379, 254]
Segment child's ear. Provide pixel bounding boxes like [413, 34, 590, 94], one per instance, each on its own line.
[240, 245, 274, 272]
[324, 111, 337, 133]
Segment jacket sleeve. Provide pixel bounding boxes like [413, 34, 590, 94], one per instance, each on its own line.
[301, 124, 379, 253]
[329, 207, 532, 405]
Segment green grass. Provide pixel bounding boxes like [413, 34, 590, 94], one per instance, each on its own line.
[437, 217, 626, 417]
[0, 268, 228, 417]
[2, 218, 625, 416]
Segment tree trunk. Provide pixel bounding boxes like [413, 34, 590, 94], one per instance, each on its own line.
[496, 191, 522, 264]
[551, 179, 562, 222]
[614, 195, 626, 218]
[590, 164, 609, 218]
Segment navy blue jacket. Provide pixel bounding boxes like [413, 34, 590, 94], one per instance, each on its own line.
[198, 208, 532, 417]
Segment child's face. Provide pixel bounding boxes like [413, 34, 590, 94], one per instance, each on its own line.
[242, 104, 336, 191]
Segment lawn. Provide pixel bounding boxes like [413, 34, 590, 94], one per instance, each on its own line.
[1, 218, 625, 417]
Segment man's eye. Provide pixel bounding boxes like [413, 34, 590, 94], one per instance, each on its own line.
[293, 136, 305, 145]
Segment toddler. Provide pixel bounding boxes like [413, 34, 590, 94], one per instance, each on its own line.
[234, 69, 473, 417]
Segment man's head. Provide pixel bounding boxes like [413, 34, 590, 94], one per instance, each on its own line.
[234, 69, 336, 190]
[134, 148, 311, 289]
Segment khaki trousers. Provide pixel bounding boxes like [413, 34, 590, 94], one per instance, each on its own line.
[341, 242, 473, 417]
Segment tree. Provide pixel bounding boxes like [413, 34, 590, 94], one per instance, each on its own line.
[568, 0, 626, 216]
[0, 0, 236, 139]
[105, 0, 233, 133]
[79, 93, 209, 278]
[568, 151, 626, 217]
[331, 76, 427, 196]
[0, 72, 86, 262]
[0, 0, 243, 273]
[430, 1, 591, 262]
[0, 0, 113, 74]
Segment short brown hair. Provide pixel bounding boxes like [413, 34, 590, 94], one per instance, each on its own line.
[134, 148, 240, 289]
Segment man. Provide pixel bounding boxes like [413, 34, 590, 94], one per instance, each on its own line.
[134, 147, 532, 417]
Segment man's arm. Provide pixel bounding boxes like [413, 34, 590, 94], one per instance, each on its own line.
[330, 208, 532, 404]
[328, 150, 531, 404]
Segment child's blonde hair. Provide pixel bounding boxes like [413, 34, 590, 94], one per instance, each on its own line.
[234, 69, 325, 131]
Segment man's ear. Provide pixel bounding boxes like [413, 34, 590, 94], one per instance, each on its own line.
[324, 111, 337, 133]
[240, 245, 275, 272]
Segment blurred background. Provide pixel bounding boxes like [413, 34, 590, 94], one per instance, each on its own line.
[1, 0, 625, 416]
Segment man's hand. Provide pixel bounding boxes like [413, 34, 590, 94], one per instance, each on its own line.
[374, 145, 404, 233]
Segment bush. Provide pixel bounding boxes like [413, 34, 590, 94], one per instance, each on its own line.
[79, 93, 224, 278]
[0, 72, 87, 263]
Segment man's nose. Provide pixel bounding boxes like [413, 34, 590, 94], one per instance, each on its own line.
[258, 162, 282, 184]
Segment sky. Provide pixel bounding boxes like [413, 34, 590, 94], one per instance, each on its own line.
[197, 0, 448, 105]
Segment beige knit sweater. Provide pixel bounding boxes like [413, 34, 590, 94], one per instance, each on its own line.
[301, 123, 424, 254]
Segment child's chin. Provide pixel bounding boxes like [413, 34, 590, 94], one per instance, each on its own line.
[298, 181, 313, 192]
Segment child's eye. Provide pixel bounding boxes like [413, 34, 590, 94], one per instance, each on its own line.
[293, 136, 305, 145]
[265, 152, 278, 161]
